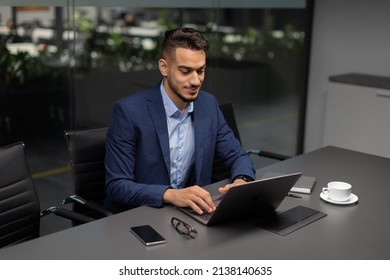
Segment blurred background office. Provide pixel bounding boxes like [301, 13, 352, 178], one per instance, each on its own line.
[0, 0, 389, 235]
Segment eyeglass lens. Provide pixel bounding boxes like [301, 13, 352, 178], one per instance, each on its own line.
[171, 217, 197, 238]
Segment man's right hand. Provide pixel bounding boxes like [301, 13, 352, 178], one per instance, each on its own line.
[163, 185, 216, 215]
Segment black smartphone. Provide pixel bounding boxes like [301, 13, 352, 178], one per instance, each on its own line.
[129, 225, 166, 246]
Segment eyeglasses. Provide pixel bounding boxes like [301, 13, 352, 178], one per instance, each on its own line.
[171, 217, 198, 239]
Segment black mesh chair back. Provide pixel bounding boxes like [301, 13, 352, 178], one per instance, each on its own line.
[212, 103, 289, 182]
[218, 103, 242, 142]
[212, 103, 241, 182]
[64, 127, 110, 220]
[0, 142, 40, 248]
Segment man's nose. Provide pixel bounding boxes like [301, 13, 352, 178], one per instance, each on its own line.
[189, 72, 201, 86]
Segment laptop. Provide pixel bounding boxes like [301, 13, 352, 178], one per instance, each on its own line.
[177, 172, 302, 226]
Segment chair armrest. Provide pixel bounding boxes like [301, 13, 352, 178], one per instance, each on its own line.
[247, 149, 290, 161]
[40, 206, 93, 224]
[63, 195, 113, 217]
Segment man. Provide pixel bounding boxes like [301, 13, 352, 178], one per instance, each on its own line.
[105, 27, 255, 214]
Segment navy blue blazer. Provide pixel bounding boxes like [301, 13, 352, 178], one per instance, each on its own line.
[104, 84, 255, 213]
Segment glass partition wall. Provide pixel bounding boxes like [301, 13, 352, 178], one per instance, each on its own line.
[1, 1, 312, 171]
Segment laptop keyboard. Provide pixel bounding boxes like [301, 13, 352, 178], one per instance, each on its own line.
[199, 212, 212, 221]
[185, 194, 224, 222]
[190, 210, 212, 221]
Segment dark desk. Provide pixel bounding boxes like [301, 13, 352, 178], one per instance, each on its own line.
[1, 146, 389, 259]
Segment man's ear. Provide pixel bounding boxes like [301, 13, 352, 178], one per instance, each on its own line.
[158, 58, 168, 77]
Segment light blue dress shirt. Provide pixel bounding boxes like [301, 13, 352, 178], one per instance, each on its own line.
[160, 82, 195, 189]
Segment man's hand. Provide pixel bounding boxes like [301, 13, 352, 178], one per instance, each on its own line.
[163, 185, 216, 215]
[218, 178, 247, 194]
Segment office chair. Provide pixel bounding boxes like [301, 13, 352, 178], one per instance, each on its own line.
[64, 127, 112, 221]
[0, 142, 92, 249]
[211, 103, 290, 182]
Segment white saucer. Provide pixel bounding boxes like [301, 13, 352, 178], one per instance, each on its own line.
[320, 192, 358, 205]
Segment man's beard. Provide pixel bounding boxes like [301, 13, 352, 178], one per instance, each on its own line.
[167, 78, 199, 103]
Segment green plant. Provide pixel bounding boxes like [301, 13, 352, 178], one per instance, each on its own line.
[0, 44, 66, 87]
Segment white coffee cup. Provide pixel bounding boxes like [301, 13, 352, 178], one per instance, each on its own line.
[322, 181, 352, 201]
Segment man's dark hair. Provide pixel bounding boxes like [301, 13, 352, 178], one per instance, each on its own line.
[161, 27, 209, 59]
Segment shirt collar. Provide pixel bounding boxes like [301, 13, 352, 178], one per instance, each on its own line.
[160, 81, 194, 118]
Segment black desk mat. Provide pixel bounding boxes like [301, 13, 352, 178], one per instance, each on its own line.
[257, 206, 327, 236]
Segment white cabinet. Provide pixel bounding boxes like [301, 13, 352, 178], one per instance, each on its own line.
[323, 74, 390, 158]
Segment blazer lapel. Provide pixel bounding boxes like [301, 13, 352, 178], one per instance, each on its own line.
[193, 101, 206, 182]
[147, 92, 170, 174]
